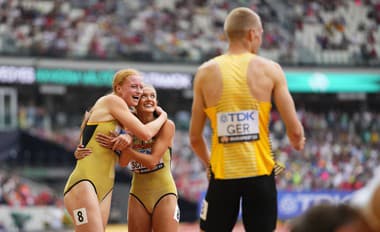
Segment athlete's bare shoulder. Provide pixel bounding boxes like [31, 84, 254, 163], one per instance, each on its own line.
[162, 119, 175, 132]
[88, 94, 120, 121]
[91, 94, 107, 107]
[160, 119, 176, 146]
[166, 119, 175, 128]
[250, 55, 284, 79]
[196, 59, 219, 79]
[251, 55, 281, 69]
[92, 94, 126, 113]
[198, 58, 218, 70]
[100, 94, 124, 105]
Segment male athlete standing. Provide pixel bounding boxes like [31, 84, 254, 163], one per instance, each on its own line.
[189, 7, 305, 232]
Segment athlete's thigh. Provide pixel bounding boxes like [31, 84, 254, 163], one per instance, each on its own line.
[64, 181, 104, 232]
[100, 191, 112, 228]
[200, 178, 240, 232]
[152, 194, 179, 232]
[127, 195, 151, 232]
[241, 174, 277, 232]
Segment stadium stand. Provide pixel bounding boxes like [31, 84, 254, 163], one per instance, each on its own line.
[0, 0, 378, 65]
[0, 0, 379, 231]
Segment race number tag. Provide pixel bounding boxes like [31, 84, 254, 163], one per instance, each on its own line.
[73, 208, 88, 225]
[114, 124, 123, 135]
[128, 148, 164, 173]
[173, 204, 180, 222]
[217, 110, 259, 143]
[200, 199, 208, 220]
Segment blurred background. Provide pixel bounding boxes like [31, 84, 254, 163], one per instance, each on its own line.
[0, 0, 379, 231]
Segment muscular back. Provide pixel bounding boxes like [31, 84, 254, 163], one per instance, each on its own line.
[193, 53, 303, 151]
[197, 54, 280, 107]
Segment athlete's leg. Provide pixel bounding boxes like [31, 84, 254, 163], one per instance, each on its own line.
[200, 177, 240, 232]
[127, 194, 151, 232]
[100, 191, 113, 229]
[64, 181, 104, 232]
[241, 173, 277, 232]
[152, 194, 179, 232]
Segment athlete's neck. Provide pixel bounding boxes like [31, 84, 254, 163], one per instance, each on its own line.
[227, 40, 256, 55]
[136, 112, 155, 124]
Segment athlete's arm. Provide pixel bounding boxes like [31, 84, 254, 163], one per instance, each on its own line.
[119, 120, 175, 168]
[189, 67, 211, 167]
[106, 95, 167, 141]
[96, 132, 132, 151]
[271, 62, 304, 151]
[119, 150, 132, 167]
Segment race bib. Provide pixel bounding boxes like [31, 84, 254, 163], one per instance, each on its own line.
[73, 208, 88, 225]
[114, 124, 123, 135]
[217, 110, 259, 143]
[200, 199, 208, 221]
[128, 148, 164, 173]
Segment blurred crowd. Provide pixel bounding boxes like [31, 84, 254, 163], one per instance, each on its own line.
[1, 0, 380, 206]
[275, 109, 380, 191]
[171, 110, 380, 201]
[18, 103, 79, 151]
[0, 171, 67, 231]
[13, 103, 380, 203]
[0, 170, 60, 207]
[0, 0, 378, 65]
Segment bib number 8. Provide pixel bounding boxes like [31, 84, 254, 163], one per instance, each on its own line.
[73, 208, 88, 225]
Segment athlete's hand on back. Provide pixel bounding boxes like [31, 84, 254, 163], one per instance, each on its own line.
[74, 145, 92, 160]
[95, 132, 116, 149]
[111, 133, 133, 151]
[96, 132, 132, 151]
[154, 106, 167, 117]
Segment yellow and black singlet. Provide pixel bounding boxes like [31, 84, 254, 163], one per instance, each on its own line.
[63, 120, 120, 201]
[205, 53, 275, 179]
[128, 137, 177, 213]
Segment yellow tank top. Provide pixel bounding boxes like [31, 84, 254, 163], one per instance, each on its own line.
[64, 120, 120, 201]
[205, 53, 275, 179]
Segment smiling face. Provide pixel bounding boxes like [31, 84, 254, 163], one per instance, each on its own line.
[136, 85, 157, 115]
[113, 69, 144, 107]
[118, 75, 144, 107]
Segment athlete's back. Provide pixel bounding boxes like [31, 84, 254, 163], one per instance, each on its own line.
[189, 7, 305, 232]
[197, 53, 276, 107]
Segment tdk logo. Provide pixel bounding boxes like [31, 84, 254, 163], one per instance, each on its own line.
[221, 112, 255, 122]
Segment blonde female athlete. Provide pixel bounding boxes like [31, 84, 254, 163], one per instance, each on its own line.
[77, 84, 179, 232]
[63, 69, 167, 232]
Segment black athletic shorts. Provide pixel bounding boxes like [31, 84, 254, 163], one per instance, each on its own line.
[199, 171, 277, 232]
